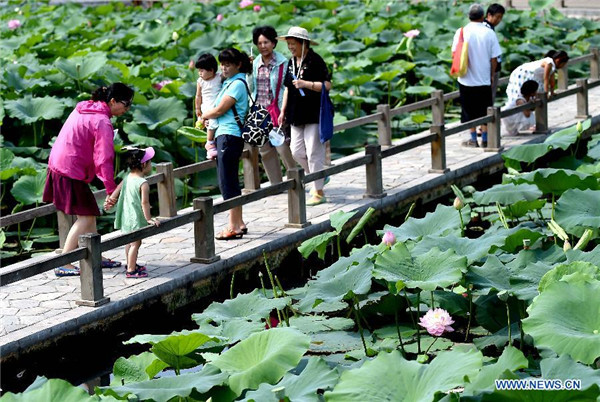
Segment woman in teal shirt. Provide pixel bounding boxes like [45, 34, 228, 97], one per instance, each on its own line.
[201, 48, 251, 240]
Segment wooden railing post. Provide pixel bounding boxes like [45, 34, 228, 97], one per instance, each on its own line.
[376, 104, 392, 147]
[557, 65, 568, 90]
[576, 78, 590, 119]
[590, 47, 599, 80]
[76, 233, 109, 307]
[429, 125, 449, 173]
[431, 90, 445, 126]
[190, 197, 220, 264]
[57, 211, 75, 250]
[364, 144, 386, 199]
[243, 144, 261, 192]
[285, 168, 310, 228]
[534, 93, 549, 134]
[485, 106, 503, 152]
[156, 162, 177, 218]
[503, 0, 513, 7]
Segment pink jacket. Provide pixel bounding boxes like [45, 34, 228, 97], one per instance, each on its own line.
[48, 101, 117, 195]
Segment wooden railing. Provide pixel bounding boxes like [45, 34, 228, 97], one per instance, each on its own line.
[1, 48, 598, 307]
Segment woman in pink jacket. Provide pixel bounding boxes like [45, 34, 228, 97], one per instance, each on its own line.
[43, 83, 134, 277]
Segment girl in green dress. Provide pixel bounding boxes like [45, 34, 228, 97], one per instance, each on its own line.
[109, 147, 159, 278]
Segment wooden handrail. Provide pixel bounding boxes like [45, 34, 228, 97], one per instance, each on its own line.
[444, 115, 494, 137]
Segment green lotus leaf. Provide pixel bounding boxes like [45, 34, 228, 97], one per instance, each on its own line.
[509, 260, 556, 301]
[133, 97, 187, 130]
[405, 85, 436, 94]
[211, 327, 310, 396]
[177, 126, 207, 144]
[196, 319, 265, 345]
[382, 204, 470, 242]
[538, 261, 600, 293]
[412, 232, 505, 265]
[523, 280, 600, 364]
[11, 170, 46, 205]
[0, 148, 16, 180]
[555, 189, 600, 237]
[403, 336, 453, 354]
[588, 134, 600, 160]
[374, 243, 467, 291]
[289, 315, 355, 333]
[346, 207, 375, 243]
[325, 347, 482, 401]
[55, 52, 107, 81]
[127, 133, 164, 148]
[514, 168, 599, 196]
[1, 377, 101, 402]
[502, 199, 546, 219]
[331, 40, 366, 53]
[502, 143, 552, 165]
[566, 245, 600, 264]
[417, 65, 451, 84]
[473, 183, 542, 205]
[151, 333, 217, 372]
[4, 96, 65, 124]
[463, 346, 528, 396]
[529, 0, 558, 11]
[192, 289, 289, 325]
[0, 230, 6, 249]
[188, 29, 227, 54]
[98, 365, 227, 402]
[242, 357, 339, 402]
[0, 97, 4, 125]
[359, 46, 396, 63]
[541, 354, 600, 392]
[467, 255, 513, 295]
[111, 352, 168, 386]
[297, 259, 373, 312]
[501, 227, 544, 253]
[129, 25, 171, 48]
[330, 210, 358, 234]
[298, 231, 337, 260]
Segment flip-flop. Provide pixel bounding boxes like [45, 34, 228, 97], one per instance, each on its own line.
[55, 266, 80, 277]
[215, 228, 244, 240]
[241, 226, 248, 234]
[101, 258, 122, 268]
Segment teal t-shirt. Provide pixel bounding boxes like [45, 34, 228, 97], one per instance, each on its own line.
[214, 73, 249, 138]
[114, 174, 148, 233]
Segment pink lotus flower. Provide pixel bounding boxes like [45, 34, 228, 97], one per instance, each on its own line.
[239, 0, 254, 8]
[348, 89, 355, 96]
[153, 79, 173, 91]
[188, 59, 195, 69]
[419, 308, 455, 336]
[216, 14, 223, 22]
[253, 4, 261, 12]
[382, 231, 396, 247]
[8, 19, 21, 30]
[404, 29, 420, 38]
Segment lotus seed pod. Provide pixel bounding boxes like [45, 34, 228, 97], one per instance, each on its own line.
[453, 197, 464, 210]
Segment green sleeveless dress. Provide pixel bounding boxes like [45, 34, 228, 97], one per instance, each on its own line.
[114, 174, 148, 233]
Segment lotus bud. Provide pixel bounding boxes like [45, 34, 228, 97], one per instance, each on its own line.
[188, 59, 195, 69]
[453, 197, 464, 210]
[563, 239, 571, 251]
[216, 14, 223, 22]
[253, 5, 261, 12]
[382, 231, 396, 247]
[8, 19, 21, 30]
[172, 31, 179, 41]
[594, 329, 598, 335]
[258, 271, 263, 277]
[576, 121, 583, 133]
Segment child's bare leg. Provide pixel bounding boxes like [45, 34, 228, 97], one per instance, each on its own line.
[124, 243, 130, 267]
[126, 240, 142, 273]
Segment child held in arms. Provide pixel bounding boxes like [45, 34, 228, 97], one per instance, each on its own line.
[106, 147, 160, 278]
[194, 53, 222, 160]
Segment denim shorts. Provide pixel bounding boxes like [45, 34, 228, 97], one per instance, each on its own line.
[216, 134, 244, 200]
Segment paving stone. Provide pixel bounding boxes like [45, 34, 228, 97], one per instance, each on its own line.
[32, 292, 66, 302]
[5, 291, 39, 300]
[9, 299, 41, 309]
[39, 300, 72, 309]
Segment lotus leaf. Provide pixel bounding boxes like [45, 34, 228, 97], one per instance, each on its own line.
[566, 245, 600, 264]
[298, 231, 337, 260]
[502, 143, 552, 165]
[588, 134, 600, 160]
[514, 168, 598, 196]
[403, 336, 453, 354]
[289, 316, 355, 333]
[196, 319, 265, 345]
[544, 121, 583, 150]
[242, 357, 339, 402]
[523, 280, 600, 364]
[472, 323, 521, 350]
[151, 333, 216, 372]
[541, 354, 600, 392]
[501, 199, 546, 219]
[54, 52, 107, 81]
[133, 97, 187, 130]
[509, 260, 556, 301]
[374, 243, 467, 291]
[11, 170, 46, 205]
[111, 352, 168, 386]
[462, 346, 528, 396]
[325, 347, 482, 402]
[129, 25, 171, 48]
[1, 377, 103, 402]
[309, 330, 368, 354]
[467, 255, 513, 295]
[555, 189, 600, 237]
[500, 227, 544, 253]
[191, 289, 289, 325]
[177, 126, 207, 144]
[127, 133, 164, 147]
[382, 204, 470, 242]
[538, 261, 600, 292]
[4, 96, 65, 124]
[210, 327, 310, 396]
[346, 207, 375, 243]
[411, 233, 505, 265]
[98, 365, 227, 402]
[473, 183, 542, 205]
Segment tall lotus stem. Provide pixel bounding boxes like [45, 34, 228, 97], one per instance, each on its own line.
[352, 297, 369, 357]
[395, 307, 407, 354]
[454, 197, 464, 236]
[416, 292, 421, 354]
[336, 235, 342, 259]
[465, 289, 473, 342]
[258, 271, 267, 297]
[263, 251, 283, 325]
[506, 301, 512, 347]
[403, 290, 416, 328]
[405, 202, 416, 221]
[430, 291, 435, 309]
[230, 272, 235, 299]
[424, 337, 439, 355]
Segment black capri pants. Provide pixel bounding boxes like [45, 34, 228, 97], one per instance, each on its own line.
[216, 134, 244, 200]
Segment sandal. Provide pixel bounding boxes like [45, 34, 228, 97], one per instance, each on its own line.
[240, 226, 248, 234]
[215, 228, 244, 240]
[126, 267, 148, 278]
[124, 264, 147, 272]
[55, 266, 80, 277]
[307, 193, 327, 206]
[101, 258, 122, 268]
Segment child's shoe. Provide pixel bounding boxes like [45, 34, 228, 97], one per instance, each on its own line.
[126, 267, 148, 278]
[205, 141, 217, 160]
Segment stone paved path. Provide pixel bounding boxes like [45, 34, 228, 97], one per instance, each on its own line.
[2, 85, 599, 354]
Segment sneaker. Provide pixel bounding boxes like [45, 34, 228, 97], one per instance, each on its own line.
[126, 267, 148, 278]
[55, 266, 80, 277]
[307, 193, 327, 206]
[461, 139, 479, 148]
[481, 140, 488, 148]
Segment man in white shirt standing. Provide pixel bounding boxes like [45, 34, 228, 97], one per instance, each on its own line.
[452, 3, 502, 148]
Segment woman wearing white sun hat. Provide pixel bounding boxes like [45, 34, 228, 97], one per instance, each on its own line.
[277, 27, 332, 206]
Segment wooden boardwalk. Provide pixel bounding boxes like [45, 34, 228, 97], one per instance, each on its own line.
[2, 85, 600, 358]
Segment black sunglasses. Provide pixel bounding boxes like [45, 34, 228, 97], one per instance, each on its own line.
[119, 99, 132, 108]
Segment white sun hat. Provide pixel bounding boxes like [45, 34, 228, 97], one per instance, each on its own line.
[277, 26, 318, 45]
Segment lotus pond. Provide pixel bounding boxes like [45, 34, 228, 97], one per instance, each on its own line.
[3, 119, 600, 400]
[1, 0, 600, 262]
